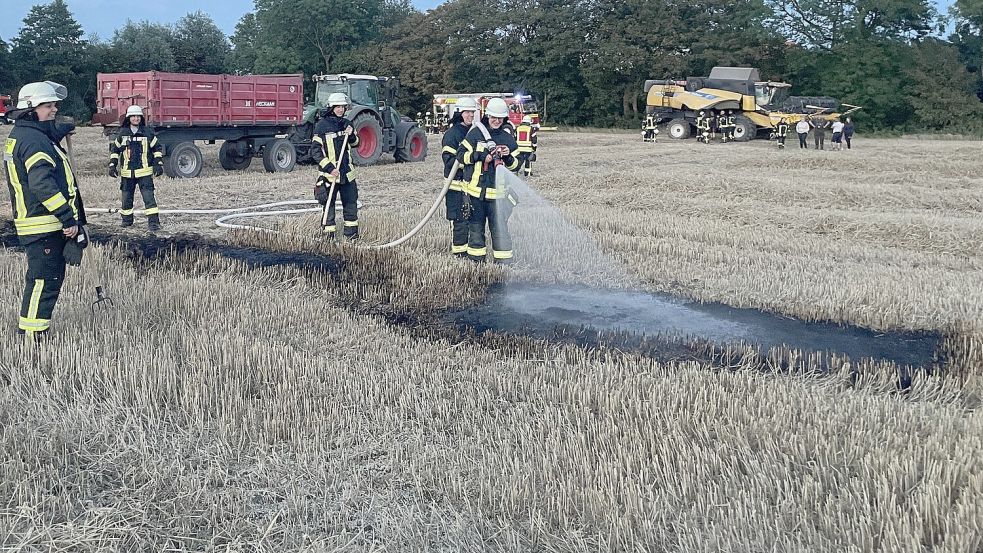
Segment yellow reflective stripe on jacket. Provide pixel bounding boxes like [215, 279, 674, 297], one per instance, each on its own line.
[53, 147, 79, 219]
[312, 135, 323, 145]
[41, 193, 67, 211]
[13, 215, 62, 235]
[442, 145, 457, 155]
[5, 141, 28, 217]
[449, 180, 466, 192]
[25, 152, 56, 171]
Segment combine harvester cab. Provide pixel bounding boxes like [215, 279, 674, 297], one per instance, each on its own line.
[645, 66, 843, 141]
[298, 74, 427, 166]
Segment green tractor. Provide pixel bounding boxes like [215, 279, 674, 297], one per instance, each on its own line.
[294, 73, 428, 166]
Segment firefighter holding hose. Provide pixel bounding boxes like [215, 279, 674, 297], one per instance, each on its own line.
[109, 105, 164, 231]
[312, 92, 360, 240]
[3, 81, 88, 338]
[458, 97, 520, 263]
[440, 98, 478, 256]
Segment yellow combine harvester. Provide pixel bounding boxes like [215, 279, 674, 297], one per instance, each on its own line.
[645, 67, 855, 141]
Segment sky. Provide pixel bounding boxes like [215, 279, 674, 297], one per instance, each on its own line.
[0, 0, 446, 42]
[0, 0, 954, 43]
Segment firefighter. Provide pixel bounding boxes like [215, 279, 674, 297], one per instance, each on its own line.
[441, 97, 478, 256]
[774, 118, 789, 149]
[515, 115, 537, 176]
[108, 105, 164, 231]
[696, 111, 711, 144]
[458, 97, 520, 264]
[725, 110, 737, 141]
[716, 111, 729, 143]
[312, 92, 360, 239]
[3, 81, 87, 338]
[641, 113, 659, 143]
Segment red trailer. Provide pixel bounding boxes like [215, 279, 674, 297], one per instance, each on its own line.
[94, 72, 304, 177]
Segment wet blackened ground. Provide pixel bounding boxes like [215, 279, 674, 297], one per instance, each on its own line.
[441, 284, 942, 369]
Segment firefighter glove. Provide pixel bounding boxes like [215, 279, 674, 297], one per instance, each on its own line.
[63, 226, 89, 266]
[108, 164, 118, 178]
[153, 163, 164, 177]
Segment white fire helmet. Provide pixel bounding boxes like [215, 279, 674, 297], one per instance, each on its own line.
[485, 98, 509, 118]
[16, 81, 68, 109]
[328, 93, 350, 107]
[456, 97, 478, 112]
[125, 105, 144, 118]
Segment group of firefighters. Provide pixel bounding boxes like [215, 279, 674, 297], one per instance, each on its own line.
[642, 111, 856, 150]
[3, 80, 541, 338]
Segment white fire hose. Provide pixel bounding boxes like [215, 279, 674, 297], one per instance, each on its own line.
[85, 161, 459, 250]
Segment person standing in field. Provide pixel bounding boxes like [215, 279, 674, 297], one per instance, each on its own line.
[811, 117, 828, 150]
[774, 118, 789, 149]
[109, 105, 164, 231]
[843, 117, 855, 149]
[3, 81, 88, 338]
[312, 93, 360, 240]
[458, 97, 520, 264]
[796, 118, 810, 149]
[440, 97, 478, 257]
[831, 118, 845, 151]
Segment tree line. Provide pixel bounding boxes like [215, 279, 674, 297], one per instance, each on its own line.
[2, 0, 982, 132]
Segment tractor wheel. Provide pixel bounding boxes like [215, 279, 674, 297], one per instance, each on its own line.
[219, 140, 252, 171]
[351, 113, 383, 166]
[262, 138, 296, 173]
[731, 116, 755, 142]
[396, 127, 428, 163]
[165, 142, 203, 178]
[667, 118, 691, 139]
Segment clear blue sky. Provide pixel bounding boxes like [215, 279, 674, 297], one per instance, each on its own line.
[0, 0, 446, 42]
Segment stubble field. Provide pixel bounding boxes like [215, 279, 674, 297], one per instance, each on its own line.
[0, 125, 981, 551]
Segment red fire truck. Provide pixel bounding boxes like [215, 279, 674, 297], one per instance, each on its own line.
[0, 95, 13, 124]
[426, 93, 540, 134]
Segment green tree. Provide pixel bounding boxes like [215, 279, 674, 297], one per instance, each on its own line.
[904, 39, 983, 129]
[10, 0, 92, 119]
[253, 0, 386, 75]
[767, 0, 937, 49]
[171, 11, 231, 73]
[229, 13, 261, 74]
[0, 36, 13, 93]
[105, 21, 177, 72]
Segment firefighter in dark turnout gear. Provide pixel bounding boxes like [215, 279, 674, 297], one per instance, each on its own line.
[696, 111, 711, 144]
[3, 81, 87, 337]
[312, 93, 360, 239]
[642, 113, 658, 143]
[458, 97, 520, 263]
[515, 115, 537, 177]
[109, 105, 164, 230]
[773, 118, 789, 149]
[441, 97, 478, 256]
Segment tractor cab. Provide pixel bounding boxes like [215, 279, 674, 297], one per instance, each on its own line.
[305, 73, 426, 166]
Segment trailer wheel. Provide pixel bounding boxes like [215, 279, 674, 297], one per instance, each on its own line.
[219, 141, 252, 171]
[395, 127, 428, 163]
[667, 119, 691, 139]
[732, 116, 755, 142]
[262, 139, 296, 173]
[351, 113, 383, 166]
[165, 142, 203, 178]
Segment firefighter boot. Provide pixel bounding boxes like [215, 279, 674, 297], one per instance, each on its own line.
[121, 214, 134, 227]
[148, 214, 161, 232]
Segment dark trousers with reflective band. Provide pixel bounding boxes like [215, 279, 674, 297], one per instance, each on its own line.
[517, 153, 532, 176]
[445, 189, 469, 255]
[19, 233, 67, 333]
[323, 180, 359, 237]
[121, 176, 158, 220]
[467, 195, 513, 262]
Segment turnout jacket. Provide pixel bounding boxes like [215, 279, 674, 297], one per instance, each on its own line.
[457, 123, 519, 200]
[441, 119, 469, 191]
[312, 114, 360, 184]
[4, 119, 82, 244]
[110, 120, 163, 178]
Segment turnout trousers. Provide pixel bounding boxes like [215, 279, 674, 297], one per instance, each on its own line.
[19, 234, 67, 334]
[323, 180, 359, 238]
[467, 195, 513, 263]
[445, 189, 469, 255]
[120, 176, 159, 223]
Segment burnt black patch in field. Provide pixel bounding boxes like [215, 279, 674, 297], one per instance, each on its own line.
[439, 284, 944, 372]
